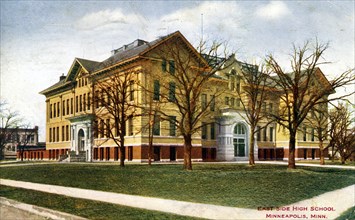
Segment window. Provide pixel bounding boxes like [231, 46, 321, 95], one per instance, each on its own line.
[162, 59, 167, 72]
[311, 128, 315, 141]
[62, 126, 64, 141]
[210, 95, 215, 111]
[53, 127, 55, 142]
[210, 123, 215, 140]
[169, 116, 176, 136]
[83, 94, 86, 111]
[303, 127, 307, 141]
[262, 102, 266, 112]
[153, 80, 160, 101]
[53, 103, 56, 117]
[236, 98, 241, 107]
[57, 102, 60, 116]
[94, 120, 98, 138]
[201, 122, 207, 139]
[106, 119, 110, 137]
[56, 126, 59, 142]
[230, 77, 235, 91]
[234, 124, 246, 134]
[87, 93, 91, 110]
[50, 104, 52, 118]
[100, 120, 104, 138]
[66, 99, 69, 115]
[231, 98, 235, 107]
[169, 82, 176, 102]
[201, 94, 207, 109]
[236, 78, 241, 93]
[257, 126, 261, 141]
[225, 97, 229, 105]
[130, 81, 134, 101]
[153, 115, 160, 136]
[169, 60, 175, 75]
[49, 128, 52, 142]
[234, 138, 245, 157]
[75, 96, 78, 112]
[101, 90, 105, 107]
[107, 88, 111, 105]
[71, 98, 73, 114]
[79, 95, 82, 112]
[269, 103, 273, 113]
[269, 127, 274, 142]
[263, 128, 267, 141]
[66, 125, 69, 141]
[128, 117, 133, 136]
[62, 100, 65, 116]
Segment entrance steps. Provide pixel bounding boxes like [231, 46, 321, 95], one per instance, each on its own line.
[59, 151, 86, 162]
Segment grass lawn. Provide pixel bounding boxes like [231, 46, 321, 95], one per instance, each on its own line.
[296, 159, 355, 166]
[1, 163, 354, 209]
[335, 206, 355, 220]
[0, 185, 199, 220]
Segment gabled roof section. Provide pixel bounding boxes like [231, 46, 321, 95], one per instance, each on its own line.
[93, 31, 210, 74]
[313, 67, 335, 94]
[39, 58, 99, 96]
[76, 58, 101, 73]
[40, 31, 210, 96]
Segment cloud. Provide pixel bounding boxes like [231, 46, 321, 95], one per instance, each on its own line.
[156, 1, 246, 46]
[75, 8, 145, 30]
[256, 1, 291, 20]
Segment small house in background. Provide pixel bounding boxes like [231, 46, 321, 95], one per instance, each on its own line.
[0, 126, 45, 160]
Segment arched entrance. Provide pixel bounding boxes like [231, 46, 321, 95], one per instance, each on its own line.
[78, 129, 85, 152]
[233, 123, 247, 157]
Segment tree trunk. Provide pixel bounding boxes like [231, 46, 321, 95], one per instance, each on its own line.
[249, 125, 255, 166]
[183, 134, 193, 170]
[319, 140, 325, 165]
[341, 158, 345, 164]
[331, 145, 335, 162]
[119, 133, 125, 167]
[288, 133, 296, 169]
[148, 135, 153, 166]
[119, 146, 125, 167]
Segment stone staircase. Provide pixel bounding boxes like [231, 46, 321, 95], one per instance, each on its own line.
[69, 151, 87, 162]
[59, 151, 86, 162]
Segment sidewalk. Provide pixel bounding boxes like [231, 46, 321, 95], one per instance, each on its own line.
[1, 178, 354, 220]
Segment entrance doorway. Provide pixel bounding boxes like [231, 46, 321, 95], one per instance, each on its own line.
[233, 124, 247, 157]
[78, 129, 85, 152]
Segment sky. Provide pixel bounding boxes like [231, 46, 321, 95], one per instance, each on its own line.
[1, 1, 354, 141]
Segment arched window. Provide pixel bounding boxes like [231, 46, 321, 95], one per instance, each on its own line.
[234, 124, 246, 134]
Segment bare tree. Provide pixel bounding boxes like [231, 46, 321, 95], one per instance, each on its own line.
[92, 68, 139, 167]
[328, 103, 355, 164]
[0, 100, 22, 160]
[18, 124, 37, 161]
[235, 62, 276, 165]
[304, 103, 330, 165]
[150, 34, 228, 170]
[266, 40, 354, 169]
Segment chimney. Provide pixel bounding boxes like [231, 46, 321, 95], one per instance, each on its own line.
[60, 74, 66, 81]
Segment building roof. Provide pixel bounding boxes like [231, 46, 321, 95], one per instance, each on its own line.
[40, 31, 190, 96]
[76, 58, 101, 72]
